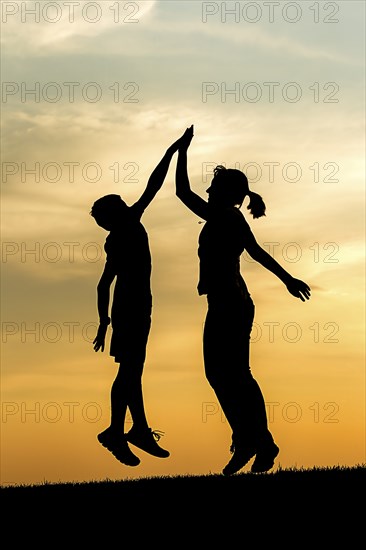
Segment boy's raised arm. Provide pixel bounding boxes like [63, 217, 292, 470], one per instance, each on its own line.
[132, 132, 186, 217]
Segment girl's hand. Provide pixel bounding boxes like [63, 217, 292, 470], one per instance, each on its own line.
[286, 277, 311, 302]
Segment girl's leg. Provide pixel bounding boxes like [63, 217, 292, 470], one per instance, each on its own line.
[203, 296, 277, 474]
[203, 299, 255, 438]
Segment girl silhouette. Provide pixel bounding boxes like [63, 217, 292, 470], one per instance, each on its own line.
[175, 125, 311, 475]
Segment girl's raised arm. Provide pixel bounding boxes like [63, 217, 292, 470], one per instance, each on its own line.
[175, 126, 209, 221]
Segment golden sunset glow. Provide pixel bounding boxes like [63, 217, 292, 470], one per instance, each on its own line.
[1, 0, 365, 485]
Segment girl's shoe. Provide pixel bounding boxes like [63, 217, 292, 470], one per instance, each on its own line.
[222, 443, 256, 476]
[251, 443, 279, 473]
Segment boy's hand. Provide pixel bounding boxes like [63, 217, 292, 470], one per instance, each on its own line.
[93, 323, 109, 352]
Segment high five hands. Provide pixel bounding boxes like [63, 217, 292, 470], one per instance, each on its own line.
[169, 125, 194, 154]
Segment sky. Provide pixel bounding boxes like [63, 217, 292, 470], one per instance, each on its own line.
[1, 0, 365, 486]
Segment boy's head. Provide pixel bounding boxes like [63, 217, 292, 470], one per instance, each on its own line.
[90, 194, 128, 230]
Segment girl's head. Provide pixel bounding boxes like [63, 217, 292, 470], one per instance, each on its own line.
[207, 165, 266, 218]
[90, 194, 128, 230]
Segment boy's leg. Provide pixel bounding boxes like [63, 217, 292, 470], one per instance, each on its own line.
[97, 364, 140, 467]
[122, 312, 170, 458]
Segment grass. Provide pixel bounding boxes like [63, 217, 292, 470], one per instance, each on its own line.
[2, 463, 365, 496]
[1, 465, 365, 540]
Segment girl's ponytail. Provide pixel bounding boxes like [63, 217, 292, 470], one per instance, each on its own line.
[247, 191, 266, 219]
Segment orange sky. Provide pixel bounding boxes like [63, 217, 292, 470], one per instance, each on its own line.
[1, 0, 365, 485]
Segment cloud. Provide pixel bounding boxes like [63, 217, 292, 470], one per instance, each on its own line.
[1, 0, 157, 55]
[197, 23, 356, 65]
[2, 0, 361, 69]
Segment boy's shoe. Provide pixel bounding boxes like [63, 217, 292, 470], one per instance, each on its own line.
[125, 427, 170, 458]
[222, 443, 256, 476]
[98, 428, 140, 467]
[251, 443, 279, 473]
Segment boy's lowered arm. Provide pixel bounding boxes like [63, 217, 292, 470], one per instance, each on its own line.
[93, 261, 116, 352]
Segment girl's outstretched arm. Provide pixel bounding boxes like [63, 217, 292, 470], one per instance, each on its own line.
[245, 230, 311, 302]
[175, 126, 209, 221]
